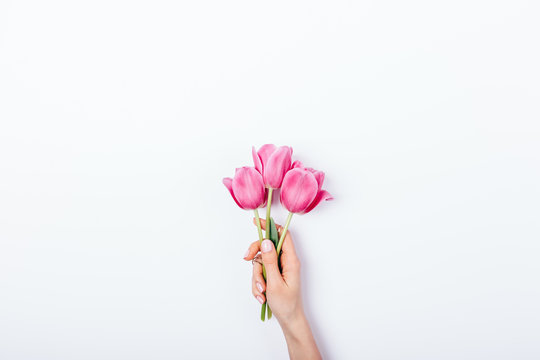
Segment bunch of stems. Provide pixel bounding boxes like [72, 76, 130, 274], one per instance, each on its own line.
[254, 188, 293, 321]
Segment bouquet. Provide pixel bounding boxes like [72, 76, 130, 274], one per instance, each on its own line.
[223, 144, 332, 321]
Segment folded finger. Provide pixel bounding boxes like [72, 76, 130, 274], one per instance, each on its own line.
[253, 217, 272, 232]
[243, 240, 261, 260]
[251, 256, 266, 303]
[279, 230, 297, 258]
[254, 218, 297, 257]
[252, 217, 290, 238]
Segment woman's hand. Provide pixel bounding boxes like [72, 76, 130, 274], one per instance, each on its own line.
[243, 219, 322, 360]
[244, 218, 302, 322]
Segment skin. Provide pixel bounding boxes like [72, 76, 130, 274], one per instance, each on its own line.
[244, 218, 322, 360]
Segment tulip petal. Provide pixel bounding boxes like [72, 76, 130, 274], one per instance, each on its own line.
[264, 146, 292, 188]
[306, 168, 325, 191]
[302, 190, 333, 214]
[292, 160, 303, 169]
[232, 167, 266, 210]
[280, 168, 318, 213]
[257, 144, 277, 168]
[252, 146, 263, 174]
[223, 177, 244, 209]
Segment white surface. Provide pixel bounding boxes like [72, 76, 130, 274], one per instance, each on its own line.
[1, 1, 539, 359]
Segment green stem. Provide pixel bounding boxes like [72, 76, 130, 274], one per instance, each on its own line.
[264, 188, 274, 320]
[254, 210, 264, 242]
[276, 212, 293, 256]
[265, 188, 273, 238]
[254, 210, 267, 280]
[260, 299, 266, 321]
[254, 209, 267, 321]
[270, 212, 292, 321]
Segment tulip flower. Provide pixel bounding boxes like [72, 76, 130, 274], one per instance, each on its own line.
[223, 147, 332, 322]
[223, 166, 269, 320]
[223, 167, 267, 210]
[252, 144, 293, 253]
[283, 161, 333, 214]
[276, 164, 333, 256]
[252, 144, 293, 189]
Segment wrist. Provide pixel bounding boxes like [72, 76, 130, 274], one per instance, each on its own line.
[279, 308, 307, 335]
[279, 309, 321, 360]
[280, 310, 315, 348]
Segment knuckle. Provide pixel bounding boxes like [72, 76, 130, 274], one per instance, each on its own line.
[262, 251, 276, 259]
[252, 268, 261, 278]
[262, 255, 276, 264]
[263, 259, 277, 268]
[267, 283, 282, 294]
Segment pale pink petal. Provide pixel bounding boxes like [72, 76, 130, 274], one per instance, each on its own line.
[280, 168, 318, 213]
[223, 177, 244, 209]
[302, 190, 333, 214]
[292, 160, 303, 169]
[264, 146, 292, 188]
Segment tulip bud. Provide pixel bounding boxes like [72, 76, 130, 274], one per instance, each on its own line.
[223, 167, 266, 210]
[252, 144, 293, 189]
[280, 167, 333, 214]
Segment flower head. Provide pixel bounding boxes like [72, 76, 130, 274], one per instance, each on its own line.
[223, 167, 267, 210]
[280, 162, 333, 214]
[252, 144, 293, 188]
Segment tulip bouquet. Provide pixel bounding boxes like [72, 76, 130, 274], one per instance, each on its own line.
[223, 144, 332, 321]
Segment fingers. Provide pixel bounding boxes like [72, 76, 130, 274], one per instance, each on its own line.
[245, 245, 267, 304]
[243, 240, 261, 260]
[252, 217, 291, 242]
[260, 240, 285, 286]
[278, 229, 297, 259]
[253, 217, 268, 230]
[253, 217, 298, 259]
[280, 236, 301, 286]
[251, 255, 266, 304]
[253, 218, 287, 234]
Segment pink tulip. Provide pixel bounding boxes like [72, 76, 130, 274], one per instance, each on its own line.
[252, 144, 293, 188]
[280, 164, 333, 214]
[223, 167, 267, 210]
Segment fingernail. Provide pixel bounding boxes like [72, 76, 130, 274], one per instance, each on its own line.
[256, 282, 263, 293]
[256, 295, 264, 304]
[261, 240, 272, 253]
[243, 249, 250, 258]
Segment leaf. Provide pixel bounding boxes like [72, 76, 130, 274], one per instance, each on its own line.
[269, 217, 279, 249]
[269, 217, 282, 272]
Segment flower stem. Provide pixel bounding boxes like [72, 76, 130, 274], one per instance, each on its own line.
[276, 212, 293, 256]
[254, 209, 267, 321]
[254, 209, 264, 242]
[264, 188, 274, 320]
[265, 188, 274, 237]
[260, 299, 266, 321]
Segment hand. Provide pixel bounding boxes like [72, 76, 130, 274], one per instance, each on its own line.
[244, 219, 321, 360]
[244, 218, 302, 323]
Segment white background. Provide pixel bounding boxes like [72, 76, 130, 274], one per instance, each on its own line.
[1, 1, 539, 359]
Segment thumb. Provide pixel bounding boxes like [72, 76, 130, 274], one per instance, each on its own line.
[260, 240, 284, 285]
